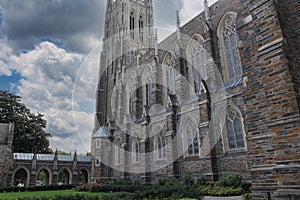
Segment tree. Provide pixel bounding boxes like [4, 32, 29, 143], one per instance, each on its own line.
[0, 90, 51, 153]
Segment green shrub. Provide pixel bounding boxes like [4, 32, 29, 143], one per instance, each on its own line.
[197, 185, 242, 196]
[215, 174, 243, 188]
[241, 181, 252, 193]
[196, 176, 209, 186]
[243, 193, 253, 200]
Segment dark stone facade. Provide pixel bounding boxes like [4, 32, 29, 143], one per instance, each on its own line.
[6, 152, 92, 187]
[0, 123, 14, 186]
[92, 0, 300, 199]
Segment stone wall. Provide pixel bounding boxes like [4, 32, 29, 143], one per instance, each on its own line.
[0, 123, 14, 186]
[239, 0, 300, 198]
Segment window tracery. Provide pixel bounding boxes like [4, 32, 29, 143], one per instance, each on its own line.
[157, 133, 167, 159]
[188, 36, 207, 95]
[219, 14, 242, 82]
[224, 106, 246, 150]
[185, 120, 199, 156]
[139, 15, 144, 43]
[130, 12, 135, 39]
[166, 53, 176, 95]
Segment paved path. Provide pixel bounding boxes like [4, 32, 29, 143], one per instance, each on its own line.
[204, 196, 242, 200]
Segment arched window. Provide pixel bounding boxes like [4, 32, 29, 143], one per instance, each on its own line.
[133, 140, 140, 162]
[127, 78, 135, 116]
[187, 36, 207, 94]
[225, 106, 245, 150]
[139, 15, 144, 43]
[185, 120, 199, 156]
[157, 133, 166, 159]
[130, 12, 135, 39]
[143, 68, 152, 106]
[218, 14, 242, 82]
[115, 139, 121, 165]
[166, 53, 176, 95]
[95, 157, 100, 166]
[146, 82, 152, 106]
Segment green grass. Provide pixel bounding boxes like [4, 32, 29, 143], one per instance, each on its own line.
[0, 190, 105, 200]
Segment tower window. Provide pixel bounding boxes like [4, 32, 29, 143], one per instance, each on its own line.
[139, 15, 144, 43]
[134, 141, 140, 162]
[95, 157, 100, 166]
[96, 139, 101, 148]
[115, 141, 121, 165]
[130, 12, 135, 39]
[146, 82, 152, 106]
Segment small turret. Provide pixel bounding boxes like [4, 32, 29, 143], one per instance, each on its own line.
[204, 0, 211, 26]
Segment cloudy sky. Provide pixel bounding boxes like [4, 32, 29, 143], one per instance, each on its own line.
[0, 0, 217, 154]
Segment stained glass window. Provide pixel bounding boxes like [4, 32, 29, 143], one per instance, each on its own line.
[158, 134, 167, 159]
[134, 141, 140, 162]
[225, 107, 245, 150]
[115, 141, 121, 165]
[166, 53, 176, 94]
[220, 15, 242, 82]
[130, 12, 134, 39]
[95, 157, 100, 166]
[128, 81, 135, 115]
[187, 121, 199, 156]
[139, 16, 144, 42]
[146, 82, 152, 106]
[189, 37, 207, 94]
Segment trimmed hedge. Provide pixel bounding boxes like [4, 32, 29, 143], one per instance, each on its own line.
[0, 184, 78, 193]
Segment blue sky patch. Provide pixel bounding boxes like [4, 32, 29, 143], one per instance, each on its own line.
[78, 101, 95, 114]
[0, 70, 22, 94]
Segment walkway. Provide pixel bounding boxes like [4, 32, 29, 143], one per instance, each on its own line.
[204, 196, 242, 200]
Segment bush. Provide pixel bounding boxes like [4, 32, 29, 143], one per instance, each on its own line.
[215, 174, 243, 188]
[243, 193, 253, 200]
[0, 184, 78, 193]
[241, 181, 252, 193]
[183, 174, 195, 186]
[196, 176, 209, 186]
[197, 185, 242, 196]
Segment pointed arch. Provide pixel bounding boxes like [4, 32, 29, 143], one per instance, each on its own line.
[186, 34, 207, 95]
[142, 66, 152, 106]
[221, 104, 247, 152]
[37, 167, 52, 185]
[152, 125, 167, 160]
[131, 133, 141, 163]
[139, 15, 144, 42]
[12, 166, 30, 187]
[126, 76, 136, 116]
[217, 12, 242, 83]
[114, 137, 122, 165]
[130, 11, 135, 39]
[180, 117, 200, 156]
[162, 52, 176, 96]
[58, 167, 72, 184]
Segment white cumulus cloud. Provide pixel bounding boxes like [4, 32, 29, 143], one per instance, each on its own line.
[3, 41, 100, 153]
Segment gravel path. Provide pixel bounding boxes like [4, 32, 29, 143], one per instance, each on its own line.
[204, 196, 242, 200]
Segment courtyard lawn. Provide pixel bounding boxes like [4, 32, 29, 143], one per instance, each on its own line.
[0, 190, 105, 200]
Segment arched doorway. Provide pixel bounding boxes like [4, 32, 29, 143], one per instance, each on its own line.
[13, 168, 29, 187]
[36, 168, 51, 185]
[78, 169, 89, 184]
[58, 168, 71, 184]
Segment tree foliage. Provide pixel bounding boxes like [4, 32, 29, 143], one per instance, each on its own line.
[0, 90, 51, 153]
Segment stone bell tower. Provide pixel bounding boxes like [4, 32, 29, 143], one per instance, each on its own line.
[93, 0, 155, 133]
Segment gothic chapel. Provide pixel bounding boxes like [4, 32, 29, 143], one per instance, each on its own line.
[92, 0, 300, 199]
